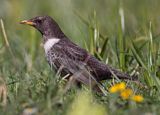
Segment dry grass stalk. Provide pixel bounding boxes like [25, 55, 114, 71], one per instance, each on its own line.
[0, 77, 7, 107]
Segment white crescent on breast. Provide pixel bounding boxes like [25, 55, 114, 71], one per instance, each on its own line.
[44, 38, 60, 53]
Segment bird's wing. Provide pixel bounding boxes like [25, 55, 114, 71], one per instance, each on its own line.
[47, 39, 97, 86]
[48, 39, 132, 86]
[57, 39, 89, 62]
[61, 39, 131, 80]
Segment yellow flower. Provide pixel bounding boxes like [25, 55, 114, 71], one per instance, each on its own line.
[109, 82, 126, 93]
[131, 95, 144, 102]
[120, 88, 133, 100]
[109, 85, 118, 93]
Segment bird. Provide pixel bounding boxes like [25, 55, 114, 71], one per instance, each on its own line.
[20, 16, 135, 88]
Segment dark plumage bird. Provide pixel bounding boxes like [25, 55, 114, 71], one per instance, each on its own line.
[20, 16, 134, 87]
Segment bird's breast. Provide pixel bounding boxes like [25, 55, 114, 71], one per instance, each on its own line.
[43, 38, 60, 53]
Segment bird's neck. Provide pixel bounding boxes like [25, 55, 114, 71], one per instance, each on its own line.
[42, 23, 66, 42]
[42, 34, 58, 43]
[43, 29, 65, 37]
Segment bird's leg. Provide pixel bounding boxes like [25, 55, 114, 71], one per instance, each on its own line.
[55, 65, 65, 82]
[73, 66, 108, 95]
[63, 76, 76, 93]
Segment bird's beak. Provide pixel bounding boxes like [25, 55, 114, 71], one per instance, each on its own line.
[20, 20, 36, 26]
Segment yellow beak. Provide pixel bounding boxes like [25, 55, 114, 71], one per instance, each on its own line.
[20, 20, 35, 26]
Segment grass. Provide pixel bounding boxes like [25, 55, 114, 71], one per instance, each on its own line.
[0, 0, 160, 114]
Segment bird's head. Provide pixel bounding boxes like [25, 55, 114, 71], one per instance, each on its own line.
[20, 16, 65, 38]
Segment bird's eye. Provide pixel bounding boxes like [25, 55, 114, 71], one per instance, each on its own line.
[37, 19, 42, 23]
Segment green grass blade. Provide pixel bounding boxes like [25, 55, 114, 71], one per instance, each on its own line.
[130, 40, 147, 70]
[100, 37, 109, 58]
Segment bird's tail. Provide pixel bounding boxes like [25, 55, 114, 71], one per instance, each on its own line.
[110, 67, 138, 81]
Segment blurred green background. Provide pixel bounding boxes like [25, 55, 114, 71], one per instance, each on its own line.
[0, 0, 160, 114]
